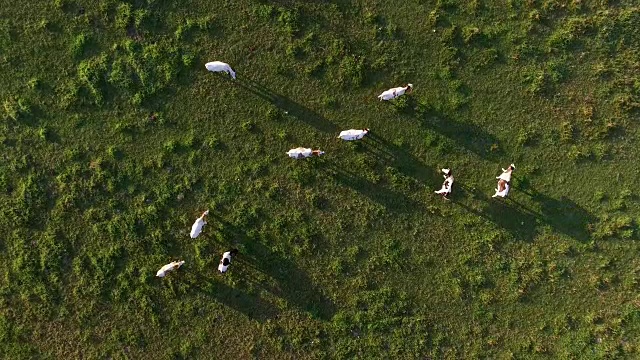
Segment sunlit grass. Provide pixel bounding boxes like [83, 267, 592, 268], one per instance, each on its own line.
[1, 0, 640, 358]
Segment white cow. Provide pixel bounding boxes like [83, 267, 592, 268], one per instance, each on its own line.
[286, 147, 325, 159]
[338, 128, 369, 141]
[378, 84, 413, 101]
[434, 168, 454, 200]
[205, 61, 236, 80]
[492, 164, 515, 198]
[190, 210, 209, 239]
[156, 260, 185, 278]
[218, 249, 239, 274]
[493, 181, 510, 198]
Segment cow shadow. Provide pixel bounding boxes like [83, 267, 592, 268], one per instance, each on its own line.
[417, 108, 503, 161]
[514, 186, 595, 242]
[453, 182, 595, 242]
[453, 184, 541, 242]
[186, 272, 278, 323]
[209, 214, 337, 321]
[235, 78, 338, 133]
[324, 161, 426, 214]
[364, 131, 441, 186]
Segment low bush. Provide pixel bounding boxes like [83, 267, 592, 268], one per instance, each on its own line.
[70, 33, 88, 58]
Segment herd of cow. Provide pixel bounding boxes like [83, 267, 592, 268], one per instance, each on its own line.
[154, 61, 516, 278]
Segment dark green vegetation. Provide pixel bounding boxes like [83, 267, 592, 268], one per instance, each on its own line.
[2, 0, 640, 358]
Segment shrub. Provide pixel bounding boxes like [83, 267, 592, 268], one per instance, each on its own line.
[54, 0, 67, 10]
[163, 140, 177, 153]
[592, 143, 609, 161]
[241, 120, 256, 132]
[516, 128, 538, 147]
[427, 9, 442, 27]
[285, 43, 303, 58]
[107, 146, 122, 159]
[593, 215, 636, 240]
[70, 33, 88, 57]
[614, 93, 640, 113]
[205, 136, 219, 149]
[326, 39, 346, 65]
[385, 23, 399, 39]
[115, 3, 132, 30]
[133, 9, 149, 29]
[546, 29, 573, 52]
[525, 69, 547, 95]
[265, 107, 283, 121]
[131, 92, 144, 106]
[253, 4, 274, 21]
[3, 97, 31, 121]
[277, 7, 300, 36]
[439, 26, 459, 45]
[462, 26, 481, 43]
[322, 95, 338, 109]
[336, 55, 365, 88]
[182, 54, 195, 67]
[0, 172, 7, 193]
[15, 174, 47, 225]
[567, 145, 592, 163]
[546, 59, 568, 83]
[37, 126, 49, 141]
[182, 134, 196, 148]
[265, 184, 280, 199]
[3, 98, 19, 120]
[17, 98, 31, 116]
[305, 191, 325, 209]
[27, 78, 41, 90]
[161, 60, 179, 83]
[174, 25, 187, 40]
[197, 16, 215, 31]
[77, 55, 108, 104]
[37, 19, 50, 31]
[473, 48, 499, 69]
[559, 121, 574, 143]
[38, 230, 65, 274]
[108, 58, 134, 90]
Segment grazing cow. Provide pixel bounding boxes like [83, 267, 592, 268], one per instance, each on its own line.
[190, 210, 209, 239]
[156, 260, 185, 278]
[218, 249, 239, 274]
[434, 168, 454, 200]
[286, 147, 325, 159]
[492, 164, 515, 198]
[338, 128, 370, 141]
[205, 61, 236, 80]
[378, 84, 413, 101]
[493, 179, 510, 198]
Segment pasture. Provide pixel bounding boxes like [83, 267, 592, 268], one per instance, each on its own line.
[1, 0, 640, 358]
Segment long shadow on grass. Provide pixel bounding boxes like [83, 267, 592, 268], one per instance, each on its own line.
[514, 186, 595, 242]
[209, 214, 336, 321]
[453, 184, 540, 242]
[453, 182, 595, 242]
[187, 273, 277, 322]
[324, 161, 425, 214]
[417, 108, 502, 161]
[364, 131, 441, 185]
[235, 77, 338, 133]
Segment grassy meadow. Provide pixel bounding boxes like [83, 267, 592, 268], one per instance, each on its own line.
[2, 0, 640, 358]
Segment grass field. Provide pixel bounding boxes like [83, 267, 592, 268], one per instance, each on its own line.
[2, 0, 640, 358]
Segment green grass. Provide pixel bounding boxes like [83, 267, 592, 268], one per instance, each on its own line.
[2, 0, 640, 358]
